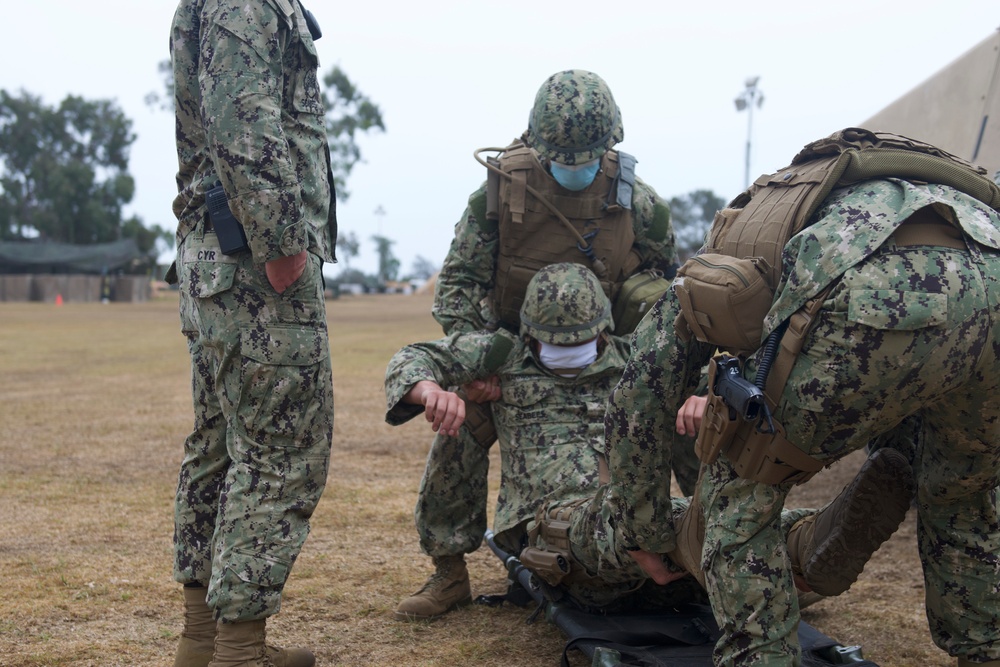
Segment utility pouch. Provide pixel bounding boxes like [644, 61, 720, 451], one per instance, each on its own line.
[518, 547, 572, 587]
[460, 395, 497, 450]
[485, 155, 501, 221]
[612, 269, 670, 336]
[696, 353, 824, 484]
[720, 421, 824, 486]
[674, 253, 773, 354]
[206, 185, 249, 255]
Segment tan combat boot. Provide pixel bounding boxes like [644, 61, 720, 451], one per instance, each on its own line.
[174, 586, 215, 667]
[394, 555, 472, 621]
[208, 618, 315, 667]
[786, 447, 915, 597]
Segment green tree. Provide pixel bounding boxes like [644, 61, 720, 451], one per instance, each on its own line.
[336, 229, 360, 269]
[321, 66, 385, 199]
[407, 255, 438, 281]
[0, 90, 173, 262]
[148, 61, 384, 201]
[371, 234, 400, 285]
[669, 189, 727, 261]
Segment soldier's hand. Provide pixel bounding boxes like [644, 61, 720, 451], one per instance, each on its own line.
[266, 251, 308, 293]
[676, 395, 708, 436]
[412, 381, 466, 436]
[627, 549, 690, 586]
[463, 375, 501, 403]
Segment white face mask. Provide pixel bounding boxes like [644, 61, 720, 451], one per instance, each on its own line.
[537, 339, 599, 376]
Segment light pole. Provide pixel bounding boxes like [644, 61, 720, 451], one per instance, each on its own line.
[734, 76, 764, 189]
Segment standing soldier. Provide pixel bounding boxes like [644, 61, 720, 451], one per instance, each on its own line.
[396, 69, 683, 621]
[167, 1, 336, 665]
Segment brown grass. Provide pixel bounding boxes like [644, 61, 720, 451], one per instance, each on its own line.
[0, 293, 947, 666]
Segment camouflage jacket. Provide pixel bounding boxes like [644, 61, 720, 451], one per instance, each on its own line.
[432, 156, 676, 335]
[607, 178, 1000, 554]
[385, 331, 630, 534]
[765, 179, 1000, 337]
[171, 0, 336, 263]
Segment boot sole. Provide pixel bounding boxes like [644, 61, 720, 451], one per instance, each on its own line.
[804, 448, 915, 597]
[392, 595, 473, 622]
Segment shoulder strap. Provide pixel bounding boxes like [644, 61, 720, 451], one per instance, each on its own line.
[763, 286, 832, 408]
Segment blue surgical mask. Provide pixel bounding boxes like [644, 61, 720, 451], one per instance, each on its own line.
[549, 159, 600, 191]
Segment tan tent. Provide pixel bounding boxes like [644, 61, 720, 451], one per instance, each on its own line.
[861, 28, 1000, 179]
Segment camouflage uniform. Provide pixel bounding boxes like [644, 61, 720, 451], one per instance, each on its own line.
[170, 0, 335, 623]
[606, 179, 1000, 665]
[388, 264, 811, 612]
[416, 70, 684, 566]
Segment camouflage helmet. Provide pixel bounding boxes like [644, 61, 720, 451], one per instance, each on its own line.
[520, 263, 614, 345]
[524, 70, 624, 166]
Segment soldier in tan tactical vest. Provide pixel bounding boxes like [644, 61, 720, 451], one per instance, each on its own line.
[395, 70, 682, 621]
[607, 129, 1000, 666]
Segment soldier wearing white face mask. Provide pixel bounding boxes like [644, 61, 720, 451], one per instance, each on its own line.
[385, 263, 913, 617]
[394, 69, 686, 622]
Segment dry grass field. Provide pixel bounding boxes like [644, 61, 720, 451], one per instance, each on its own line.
[0, 293, 951, 666]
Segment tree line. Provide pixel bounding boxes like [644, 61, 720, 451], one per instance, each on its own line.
[0, 61, 722, 280]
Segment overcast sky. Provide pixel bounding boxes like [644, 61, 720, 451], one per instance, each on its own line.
[2, 1, 997, 277]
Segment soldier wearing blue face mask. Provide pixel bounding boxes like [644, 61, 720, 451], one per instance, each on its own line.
[393, 70, 686, 623]
[549, 159, 603, 191]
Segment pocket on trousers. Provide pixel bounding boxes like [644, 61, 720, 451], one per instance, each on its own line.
[238, 324, 331, 448]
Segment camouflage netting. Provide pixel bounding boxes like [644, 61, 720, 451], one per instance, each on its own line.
[0, 238, 145, 274]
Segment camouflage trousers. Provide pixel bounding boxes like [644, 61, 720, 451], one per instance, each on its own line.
[699, 241, 1000, 666]
[529, 493, 810, 612]
[414, 402, 494, 558]
[173, 225, 333, 622]
[414, 401, 701, 559]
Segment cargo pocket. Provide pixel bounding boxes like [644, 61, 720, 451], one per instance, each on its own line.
[238, 324, 331, 448]
[213, 549, 290, 620]
[847, 290, 946, 330]
[190, 262, 236, 299]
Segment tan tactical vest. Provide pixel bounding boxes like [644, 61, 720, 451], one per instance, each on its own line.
[676, 127, 1000, 355]
[490, 143, 637, 329]
[689, 128, 1000, 486]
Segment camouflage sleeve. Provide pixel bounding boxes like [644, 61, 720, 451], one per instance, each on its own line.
[198, 0, 308, 263]
[629, 177, 679, 276]
[384, 329, 518, 425]
[432, 182, 498, 335]
[604, 288, 712, 552]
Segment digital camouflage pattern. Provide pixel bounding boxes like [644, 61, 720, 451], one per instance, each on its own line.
[385, 325, 626, 537]
[419, 71, 681, 568]
[525, 69, 624, 166]
[607, 179, 1000, 665]
[385, 265, 810, 611]
[385, 283, 671, 609]
[519, 263, 614, 344]
[171, 0, 336, 264]
[171, 0, 334, 623]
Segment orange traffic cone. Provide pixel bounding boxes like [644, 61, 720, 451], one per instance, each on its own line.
[55, 294, 63, 306]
